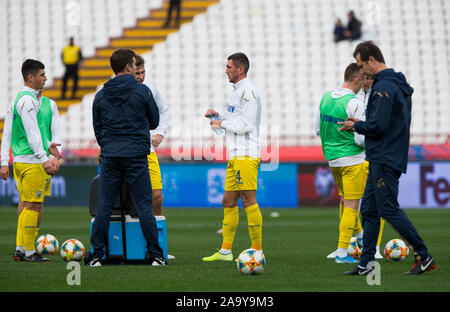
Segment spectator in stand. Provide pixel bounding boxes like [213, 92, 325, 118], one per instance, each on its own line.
[61, 37, 83, 99]
[344, 11, 362, 41]
[334, 19, 346, 43]
[163, 0, 182, 28]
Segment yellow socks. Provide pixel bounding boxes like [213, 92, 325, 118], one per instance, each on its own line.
[220, 203, 263, 251]
[21, 208, 39, 252]
[16, 209, 25, 250]
[354, 211, 363, 236]
[338, 207, 358, 249]
[377, 218, 385, 246]
[245, 203, 262, 250]
[221, 206, 239, 251]
[338, 201, 344, 219]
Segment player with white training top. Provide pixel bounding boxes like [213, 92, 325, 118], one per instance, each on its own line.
[134, 54, 174, 260]
[203, 52, 263, 262]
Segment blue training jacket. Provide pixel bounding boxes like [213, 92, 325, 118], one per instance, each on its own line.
[92, 74, 159, 157]
[353, 68, 414, 173]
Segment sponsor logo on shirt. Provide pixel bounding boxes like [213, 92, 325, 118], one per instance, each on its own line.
[320, 114, 345, 124]
[227, 105, 235, 113]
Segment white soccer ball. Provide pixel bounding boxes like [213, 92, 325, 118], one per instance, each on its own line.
[35, 234, 59, 255]
[347, 237, 362, 260]
[237, 248, 265, 275]
[384, 238, 409, 261]
[61, 239, 85, 261]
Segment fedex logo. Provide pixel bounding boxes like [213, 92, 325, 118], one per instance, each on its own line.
[420, 164, 450, 206]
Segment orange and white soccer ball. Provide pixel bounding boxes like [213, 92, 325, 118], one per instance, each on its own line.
[384, 238, 409, 261]
[237, 249, 265, 275]
[61, 239, 85, 261]
[36, 234, 59, 255]
[347, 237, 362, 260]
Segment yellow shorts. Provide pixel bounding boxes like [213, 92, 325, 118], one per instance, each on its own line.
[224, 156, 260, 192]
[330, 161, 369, 200]
[13, 163, 51, 203]
[147, 152, 163, 190]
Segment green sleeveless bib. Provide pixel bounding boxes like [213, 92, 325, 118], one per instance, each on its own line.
[12, 91, 52, 156]
[319, 91, 364, 161]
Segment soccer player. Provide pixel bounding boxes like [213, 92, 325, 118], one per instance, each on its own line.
[340, 41, 435, 275]
[134, 54, 175, 259]
[1, 88, 62, 262]
[0, 59, 60, 262]
[202, 52, 262, 262]
[316, 63, 367, 264]
[357, 74, 385, 259]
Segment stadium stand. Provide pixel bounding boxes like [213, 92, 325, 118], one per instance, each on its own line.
[1, 0, 449, 161]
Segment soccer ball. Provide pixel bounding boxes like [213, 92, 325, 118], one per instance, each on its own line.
[384, 238, 409, 261]
[236, 249, 265, 275]
[347, 237, 362, 259]
[35, 234, 59, 255]
[61, 239, 85, 261]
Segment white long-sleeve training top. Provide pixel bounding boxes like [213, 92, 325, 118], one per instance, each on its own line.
[356, 87, 371, 110]
[1, 86, 61, 166]
[146, 82, 169, 153]
[315, 87, 366, 167]
[218, 77, 262, 158]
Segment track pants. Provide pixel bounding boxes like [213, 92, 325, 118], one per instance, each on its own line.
[91, 156, 164, 260]
[359, 163, 429, 267]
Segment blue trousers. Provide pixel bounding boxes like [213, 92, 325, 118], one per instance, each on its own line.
[359, 163, 429, 267]
[91, 156, 164, 260]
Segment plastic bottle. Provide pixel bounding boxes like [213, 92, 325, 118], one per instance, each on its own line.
[209, 114, 223, 135]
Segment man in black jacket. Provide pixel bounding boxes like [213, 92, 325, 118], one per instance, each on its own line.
[339, 41, 435, 276]
[88, 48, 166, 267]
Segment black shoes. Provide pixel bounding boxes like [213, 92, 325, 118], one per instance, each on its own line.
[345, 256, 436, 276]
[403, 256, 436, 275]
[344, 265, 374, 276]
[151, 257, 168, 266]
[86, 257, 102, 267]
[23, 252, 51, 262]
[13, 250, 25, 262]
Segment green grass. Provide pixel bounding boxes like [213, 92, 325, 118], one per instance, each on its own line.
[0, 206, 448, 292]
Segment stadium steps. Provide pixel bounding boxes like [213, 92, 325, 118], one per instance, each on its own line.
[41, 0, 218, 115]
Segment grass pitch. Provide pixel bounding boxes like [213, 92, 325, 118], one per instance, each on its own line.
[0, 206, 448, 292]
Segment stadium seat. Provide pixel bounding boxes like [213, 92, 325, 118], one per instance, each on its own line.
[1, 0, 448, 151]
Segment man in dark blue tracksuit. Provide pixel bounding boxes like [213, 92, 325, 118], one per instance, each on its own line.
[339, 41, 435, 275]
[88, 48, 166, 267]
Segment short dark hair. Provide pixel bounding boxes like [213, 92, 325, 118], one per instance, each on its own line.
[135, 54, 145, 68]
[110, 48, 136, 74]
[21, 59, 45, 81]
[344, 63, 361, 82]
[353, 40, 385, 63]
[228, 52, 250, 73]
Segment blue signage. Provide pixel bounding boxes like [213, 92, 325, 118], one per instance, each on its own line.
[160, 163, 298, 208]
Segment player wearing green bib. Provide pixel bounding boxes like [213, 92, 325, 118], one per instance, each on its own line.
[316, 63, 367, 264]
[0, 60, 61, 262]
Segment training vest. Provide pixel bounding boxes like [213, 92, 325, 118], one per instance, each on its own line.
[12, 91, 52, 156]
[319, 91, 364, 161]
[62, 45, 80, 65]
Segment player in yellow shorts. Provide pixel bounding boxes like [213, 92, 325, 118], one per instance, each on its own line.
[0, 60, 61, 262]
[135, 55, 175, 259]
[203, 52, 263, 262]
[316, 63, 366, 263]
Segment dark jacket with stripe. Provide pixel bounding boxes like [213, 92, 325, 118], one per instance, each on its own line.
[92, 74, 159, 157]
[353, 68, 413, 173]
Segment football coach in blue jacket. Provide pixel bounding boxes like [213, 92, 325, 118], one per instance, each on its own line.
[88, 48, 167, 267]
[339, 41, 435, 276]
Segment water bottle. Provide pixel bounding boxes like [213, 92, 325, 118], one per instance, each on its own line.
[209, 114, 223, 135]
